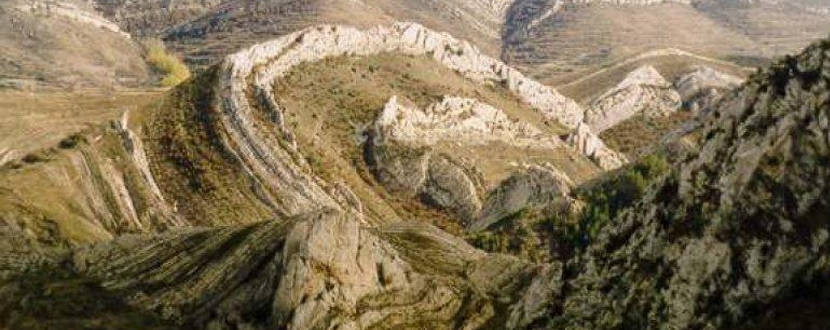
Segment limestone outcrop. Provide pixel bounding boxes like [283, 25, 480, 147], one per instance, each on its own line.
[566, 122, 628, 170]
[4, 35, 830, 330]
[365, 136, 485, 224]
[470, 163, 575, 231]
[584, 65, 682, 132]
[374, 96, 562, 149]
[213, 22, 599, 221]
[3, 209, 550, 330]
[675, 65, 744, 114]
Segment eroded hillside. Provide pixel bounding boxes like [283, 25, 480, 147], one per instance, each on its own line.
[2, 30, 830, 330]
[0, 0, 150, 88]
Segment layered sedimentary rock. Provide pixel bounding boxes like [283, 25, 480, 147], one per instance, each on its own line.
[566, 122, 628, 170]
[471, 163, 575, 231]
[374, 96, 562, 149]
[4, 33, 830, 330]
[3, 209, 552, 329]
[675, 65, 744, 114]
[367, 95, 577, 224]
[584, 65, 682, 132]
[212, 22, 596, 220]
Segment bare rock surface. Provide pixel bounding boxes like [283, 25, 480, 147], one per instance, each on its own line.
[584, 65, 682, 132]
[566, 122, 628, 170]
[14, 209, 549, 330]
[375, 96, 562, 149]
[470, 163, 575, 231]
[675, 65, 744, 114]
[4, 37, 830, 330]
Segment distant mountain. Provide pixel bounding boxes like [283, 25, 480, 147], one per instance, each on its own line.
[503, 0, 830, 84]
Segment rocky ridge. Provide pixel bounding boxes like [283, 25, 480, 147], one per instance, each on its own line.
[675, 65, 744, 114]
[5, 38, 830, 329]
[374, 96, 562, 149]
[214, 22, 613, 219]
[584, 65, 682, 132]
[3, 19, 830, 330]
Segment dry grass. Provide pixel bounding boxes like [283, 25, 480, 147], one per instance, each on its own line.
[555, 52, 750, 103]
[0, 90, 163, 165]
[272, 54, 597, 229]
[600, 111, 693, 160]
[142, 40, 191, 87]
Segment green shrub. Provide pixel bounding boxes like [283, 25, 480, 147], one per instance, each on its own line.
[142, 39, 191, 87]
[574, 154, 669, 245]
[58, 134, 86, 149]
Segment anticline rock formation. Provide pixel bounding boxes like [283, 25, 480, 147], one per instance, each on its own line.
[584, 65, 682, 132]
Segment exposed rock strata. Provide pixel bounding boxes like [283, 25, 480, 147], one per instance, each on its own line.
[584, 65, 682, 132]
[365, 140, 485, 223]
[675, 65, 744, 114]
[213, 22, 597, 221]
[374, 96, 562, 149]
[6, 209, 548, 330]
[566, 122, 628, 170]
[4, 36, 830, 330]
[470, 163, 574, 231]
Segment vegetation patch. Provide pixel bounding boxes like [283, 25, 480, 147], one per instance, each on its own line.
[143, 39, 191, 87]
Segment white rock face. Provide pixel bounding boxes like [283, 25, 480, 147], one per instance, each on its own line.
[213, 22, 595, 219]
[225, 22, 584, 130]
[584, 65, 682, 132]
[374, 95, 561, 149]
[566, 122, 628, 170]
[675, 66, 743, 100]
[675, 66, 743, 114]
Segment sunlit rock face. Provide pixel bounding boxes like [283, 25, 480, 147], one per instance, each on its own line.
[584, 65, 682, 133]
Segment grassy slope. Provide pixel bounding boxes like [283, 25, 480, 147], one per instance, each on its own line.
[0, 91, 168, 246]
[0, 3, 149, 88]
[139, 68, 274, 227]
[0, 90, 161, 164]
[504, 3, 757, 85]
[555, 52, 750, 103]
[272, 54, 598, 231]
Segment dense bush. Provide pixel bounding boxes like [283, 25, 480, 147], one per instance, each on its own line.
[571, 153, 670, 246]
[142, 39, 191, 87]
[467, 154, 671, 261]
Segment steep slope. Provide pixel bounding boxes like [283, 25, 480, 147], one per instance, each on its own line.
[4, 36, 830, 329]
[0, 0, 149, 88]
[548, 36, 830, 330]
[0, 23, 616, 246]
